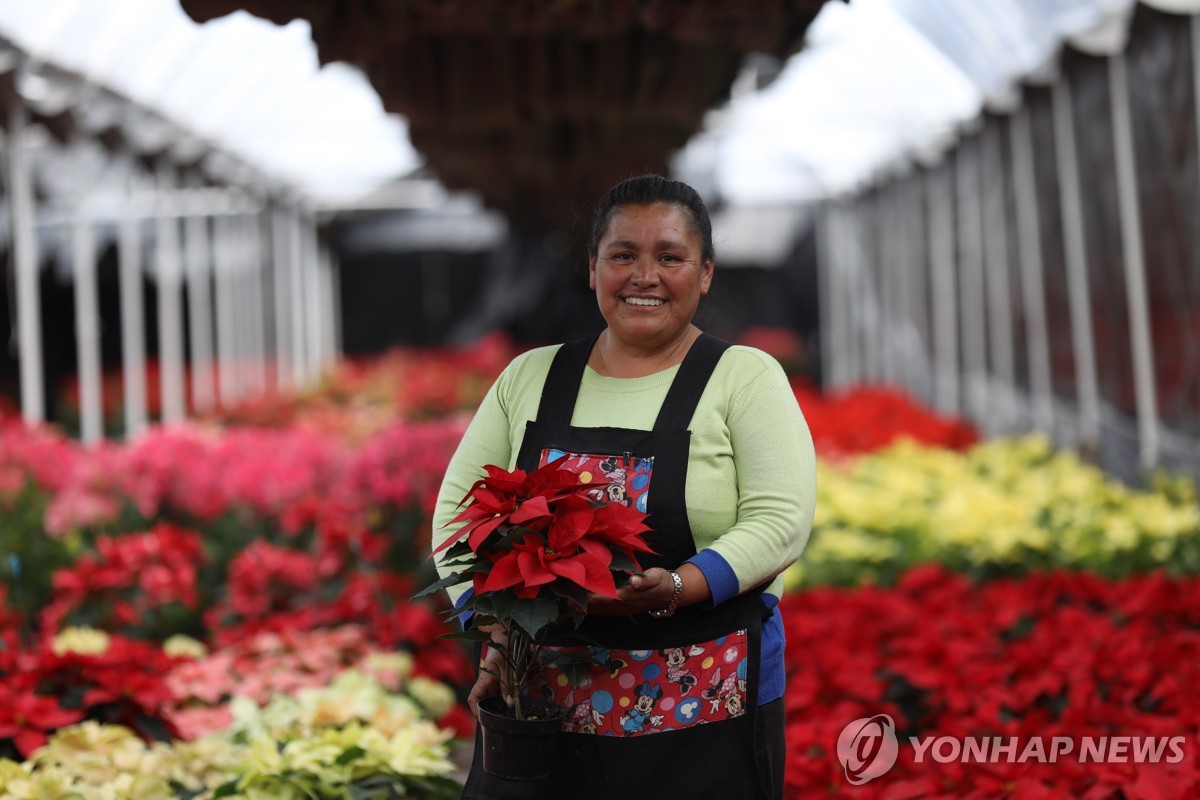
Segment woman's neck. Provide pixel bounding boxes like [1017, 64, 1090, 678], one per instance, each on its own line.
[588, 326, 702, 378]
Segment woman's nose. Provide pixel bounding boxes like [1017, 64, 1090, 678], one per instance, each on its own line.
[630, 257, 660, 284]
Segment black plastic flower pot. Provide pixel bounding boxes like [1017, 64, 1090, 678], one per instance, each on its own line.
[477, 696, 565, 781]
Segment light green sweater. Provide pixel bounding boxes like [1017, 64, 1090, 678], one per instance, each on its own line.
[431, 343, 817, 608]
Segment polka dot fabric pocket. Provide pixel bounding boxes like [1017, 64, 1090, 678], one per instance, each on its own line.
[542, 630, 749, 737]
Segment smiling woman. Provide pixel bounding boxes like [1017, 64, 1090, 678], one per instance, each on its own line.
[432, 175, 817, 800]
[587, 199, 714, 377]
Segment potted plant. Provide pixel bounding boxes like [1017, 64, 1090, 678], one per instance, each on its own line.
[419, 460, 654, 780]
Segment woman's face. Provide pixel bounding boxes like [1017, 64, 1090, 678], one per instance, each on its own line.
[589, 202, 713, 350]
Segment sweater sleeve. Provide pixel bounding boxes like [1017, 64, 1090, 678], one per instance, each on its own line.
[430, 365, 519, 608]
[687, 357, 816, 604]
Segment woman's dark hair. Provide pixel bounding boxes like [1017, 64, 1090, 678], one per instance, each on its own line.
[587, 174, 715, 263]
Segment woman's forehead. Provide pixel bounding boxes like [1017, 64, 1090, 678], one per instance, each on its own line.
[600, 203, 697, 246]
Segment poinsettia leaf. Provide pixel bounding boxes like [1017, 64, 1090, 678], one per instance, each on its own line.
[467, 516, 506, 552]
[442, 541, 474, 561]
[517, 549, 558, 589]
[440, 629, 494, 641]
[438, 559, 481, 571]
[480, 551, 524, 593]
[578, 555, 619, 598]
[335, 746, 368, 765]
[491, 590, 516, 622]
[550, 578, 589, 612]
[470, 613, 500, 629]
[212, 782, 240, 799]
[509, 495, 552, 524]
[608, 550, 644, 575]
[560, 658, 591, 688]
[455, 478, 488, 508]
[511, 596, 560, 638]
[404, 775, 467, 800]
[413, 573, 463, 599]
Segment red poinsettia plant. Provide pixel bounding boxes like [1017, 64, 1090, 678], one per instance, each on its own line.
[421, 460, 654, 720]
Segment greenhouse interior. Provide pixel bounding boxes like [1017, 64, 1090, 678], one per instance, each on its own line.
[1, 0, 1199, 798]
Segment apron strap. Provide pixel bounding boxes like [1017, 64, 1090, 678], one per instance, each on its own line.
[535, 332, 729, 431]
[534, 334, 600, 425]
[653, 333, 731, 432]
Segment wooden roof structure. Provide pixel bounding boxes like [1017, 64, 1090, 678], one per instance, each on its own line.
[179, 0, 833, 230]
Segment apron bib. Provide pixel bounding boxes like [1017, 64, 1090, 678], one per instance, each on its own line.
[462, 333, 771, 800]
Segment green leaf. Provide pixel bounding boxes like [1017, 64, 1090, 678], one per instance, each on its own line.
[608, 550, 643, 575]
[413, 573, 463, 599]
[491, 590, 516, 622]
[335, 745, 368, 765]
[439, 629, 493, 641]
[212, 781, 241, 799]
[443, 541, 474, 560]
[170, 782, 206, 800]
[406, 775, 464, 799]
[561, 659, 591, 688]
[511, 596, 560, 638]
[550, 578, 589, 612]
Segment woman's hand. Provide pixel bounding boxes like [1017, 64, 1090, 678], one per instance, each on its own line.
[586, 567, 678, 616]
[467, 631, 512, 719]
[586, 564, 712, 617]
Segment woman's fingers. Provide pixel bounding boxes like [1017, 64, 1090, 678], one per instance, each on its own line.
[467, 671, 500, 718]
[468, 647, 513, 717]
[586, 567, 675, 615]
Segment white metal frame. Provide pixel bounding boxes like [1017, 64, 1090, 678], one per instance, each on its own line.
[7, 103, 45, 424]
[955, 140, 990, 427]
[927, 164, 960, 414]
[1108, 52, 1161, 470]
[980, 120, 1018, 432]
[184, 176, 216, 413]
[1010, 103, 1056, 434]
[118, 163, 148, 438]
[71, 136, 103, 444]
[155, 163, 187, 424]
[1051, 76, 1103, 451]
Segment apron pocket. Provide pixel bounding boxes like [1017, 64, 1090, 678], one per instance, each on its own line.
[539, 629, 751, 737]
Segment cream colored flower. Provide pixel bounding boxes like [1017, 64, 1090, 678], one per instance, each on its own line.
[406, 677, 456, 720]
[162, 635, 208, 660]
[361, 652, 414, 690]
[5, 764, 80, 800]
[384, 723, 455, 778]
[51, 627, 110, 657]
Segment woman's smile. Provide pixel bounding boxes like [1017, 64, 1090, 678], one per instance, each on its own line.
[622, 295, 665, 308]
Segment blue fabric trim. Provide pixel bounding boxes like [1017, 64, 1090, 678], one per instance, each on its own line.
[686, 549, 739, 608]
[682, 552, 784, 706]
[758, 594, 786, 705]
[454, 587, 475, 630]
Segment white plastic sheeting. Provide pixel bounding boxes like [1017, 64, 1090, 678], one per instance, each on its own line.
[679, 0, 1200, 204]
[0, 0, 421, 203]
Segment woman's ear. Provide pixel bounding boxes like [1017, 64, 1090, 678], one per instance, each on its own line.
[588, 256, 598, 290]
[699, 260, 714, 295]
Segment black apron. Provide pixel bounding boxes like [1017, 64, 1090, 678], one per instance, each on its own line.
[462, 333, 772, 800]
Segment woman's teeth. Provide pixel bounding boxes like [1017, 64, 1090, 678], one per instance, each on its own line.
[624, 297, 664, 306]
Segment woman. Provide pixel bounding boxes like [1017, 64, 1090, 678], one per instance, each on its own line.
[432, 174, 816, 799]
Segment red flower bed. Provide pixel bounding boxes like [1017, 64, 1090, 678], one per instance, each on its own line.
[0, 556, 474, 757]
[40, 524, 203, 637]
[0, 632, 186, 758]
[780, 566, 1200, 797]
[791, 382, 978, 457]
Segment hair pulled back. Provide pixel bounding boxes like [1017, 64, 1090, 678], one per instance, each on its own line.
[587, 174, 714, 264]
